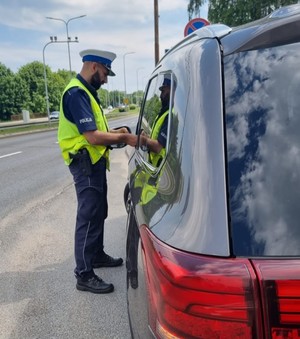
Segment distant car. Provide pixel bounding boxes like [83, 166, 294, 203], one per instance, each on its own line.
[107, 105, 113, 110]
[49, 111, 59, 120]
[124, 4, 300, 339]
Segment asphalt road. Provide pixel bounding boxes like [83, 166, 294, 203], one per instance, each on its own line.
[0, 116, 138, 339]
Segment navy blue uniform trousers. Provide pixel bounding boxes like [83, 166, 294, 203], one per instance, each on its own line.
[69, 156, 108, 277]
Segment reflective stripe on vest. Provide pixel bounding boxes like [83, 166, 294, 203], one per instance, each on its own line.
[58, 78, 110, 168]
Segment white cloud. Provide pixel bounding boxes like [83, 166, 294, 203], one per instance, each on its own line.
[0, 0, 207, 93]
[226, 47, 300, 255]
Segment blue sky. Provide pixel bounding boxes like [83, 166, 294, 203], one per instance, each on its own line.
[0, 0, 208, 94]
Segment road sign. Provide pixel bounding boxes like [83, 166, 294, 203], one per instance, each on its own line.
[184, 18, 210, 37]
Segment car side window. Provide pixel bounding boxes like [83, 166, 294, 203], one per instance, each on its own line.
[225, 42, 300, 256]
[137, 73, 174, 168]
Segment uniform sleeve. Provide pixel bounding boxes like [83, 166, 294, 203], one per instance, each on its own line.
[63, 87, 97, 134]
[157, 115, 169, 148]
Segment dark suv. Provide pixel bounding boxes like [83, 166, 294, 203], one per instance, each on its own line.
[125, 4, 300, 338]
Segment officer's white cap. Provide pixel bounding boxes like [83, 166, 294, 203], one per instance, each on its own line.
[79, 49, 116, 76]
[159, 74, 171, 90]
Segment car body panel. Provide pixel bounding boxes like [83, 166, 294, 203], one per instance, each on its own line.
[125, 5, 300, 338]
[129, 37, 229, 257]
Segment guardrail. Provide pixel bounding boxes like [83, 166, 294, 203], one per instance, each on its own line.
[0, 120, 59, 138]
[0, 120, 57, 131]
[0, 111, 138, 136]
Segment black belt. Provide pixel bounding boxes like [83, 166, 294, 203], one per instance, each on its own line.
[69, 149, 91, 175]
[69, 148, 89, 160]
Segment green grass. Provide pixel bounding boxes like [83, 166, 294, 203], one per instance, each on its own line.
[0, 109, 139, 137]
[0, 121, 58, 136]
[106, 106, 140, 118]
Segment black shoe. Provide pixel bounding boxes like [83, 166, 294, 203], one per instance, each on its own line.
[76, 274, 114, 294]
[93, 253, 123, 268]
[129, 270, 138, 289]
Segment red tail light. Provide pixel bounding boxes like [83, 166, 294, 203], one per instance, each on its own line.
[140, 225, 262, 338]
[252, 260, 300, 339]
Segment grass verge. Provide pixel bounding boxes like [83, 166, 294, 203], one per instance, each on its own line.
[0, 109, 139, 137]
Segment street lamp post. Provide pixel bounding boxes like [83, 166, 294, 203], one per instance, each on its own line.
[136, 67, 144, 105]
[46, 15, 86, 73]
[154, 0, 159, 65]
[123, 52, 135, 104]
[43, 37, 79, 120]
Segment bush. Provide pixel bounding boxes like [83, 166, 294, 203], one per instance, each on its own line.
[129, 105, 136, 110]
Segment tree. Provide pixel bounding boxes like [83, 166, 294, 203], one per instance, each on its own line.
[17, 61, 46, 113]
[13, 74, 30, 116]
[17, 62, 71, 114]
[48, 72, 68, 112]
[98, 88, 109, 108]
[0, 59, 140, 121]
[187, 0, 299, 25]
[0, 63, 30, 120]
[188, 0, 206, 20]
[57, 69, 76, 84]
[0, 64, 17, 120]
[207, 0, 298, 26]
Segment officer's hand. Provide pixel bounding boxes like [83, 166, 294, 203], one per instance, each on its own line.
[125, 134, 138, 147]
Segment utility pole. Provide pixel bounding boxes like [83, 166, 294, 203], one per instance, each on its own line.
[154, 0, 159, 65]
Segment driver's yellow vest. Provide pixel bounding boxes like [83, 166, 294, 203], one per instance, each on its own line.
[149, 109, 168, 167]
[58, 78, 110, 169]
[135, 109, 169, 205]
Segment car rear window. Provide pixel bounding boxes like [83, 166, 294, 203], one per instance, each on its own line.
[224, 42, 300, 257]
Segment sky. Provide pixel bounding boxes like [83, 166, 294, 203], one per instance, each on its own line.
[0, 0, 208, 94]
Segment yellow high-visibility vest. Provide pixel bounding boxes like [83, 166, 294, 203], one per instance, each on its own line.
[149, 109, 168, 167]
[58, 78, 110, 169]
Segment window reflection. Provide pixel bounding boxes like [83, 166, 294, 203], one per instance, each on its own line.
[138, 73, 174, 168]
[132, 73, 179, 219]
[225, 43, 300, 256]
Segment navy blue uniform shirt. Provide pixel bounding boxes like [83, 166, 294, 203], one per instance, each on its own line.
[157, 115, 168, 148]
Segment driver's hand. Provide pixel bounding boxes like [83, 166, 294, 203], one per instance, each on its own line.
[126, 134, 138, 147]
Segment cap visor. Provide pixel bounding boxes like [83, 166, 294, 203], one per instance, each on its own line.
[104, 66, 115, 77]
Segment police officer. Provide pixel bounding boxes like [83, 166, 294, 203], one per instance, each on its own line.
[142, 74, 171, 167]
[58, 49, 137, 294]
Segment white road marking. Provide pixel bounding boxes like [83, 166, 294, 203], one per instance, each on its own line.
[0, 151, 22, 159]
